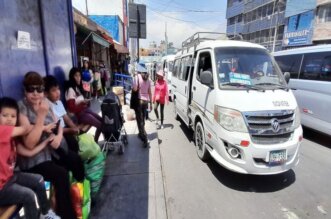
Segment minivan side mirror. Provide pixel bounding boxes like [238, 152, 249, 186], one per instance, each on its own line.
[200, 70, 213, 87]
[284, 72, 290, 83]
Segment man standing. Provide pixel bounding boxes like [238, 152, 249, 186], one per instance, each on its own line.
[132, 63, 152, 147]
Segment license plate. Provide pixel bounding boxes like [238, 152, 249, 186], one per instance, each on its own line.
[269, 150, 287, 165]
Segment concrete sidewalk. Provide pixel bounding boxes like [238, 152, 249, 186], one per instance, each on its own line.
[89, 100, 167, 219]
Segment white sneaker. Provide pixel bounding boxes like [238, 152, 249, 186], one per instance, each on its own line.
[40, 209, 61, 219]
[161, 125, 164, 129]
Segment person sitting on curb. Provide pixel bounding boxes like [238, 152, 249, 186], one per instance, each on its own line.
[0, 97, 60, 219]
[44, 75, 82, 153]
[65, 67, 103, 142]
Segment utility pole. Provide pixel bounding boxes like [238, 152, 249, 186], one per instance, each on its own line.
[85, 0, 89, 16]
[165, 22, 168, 55]
[272, 0, 284, 52]
[137, 3, 140, 62]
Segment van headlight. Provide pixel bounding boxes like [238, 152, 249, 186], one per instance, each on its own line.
[293, 107, 301, 128]
[214, 106, 248, 133]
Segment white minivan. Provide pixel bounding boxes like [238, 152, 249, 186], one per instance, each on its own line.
[172, 33, 303, 175]
[161, 55, 176, 101]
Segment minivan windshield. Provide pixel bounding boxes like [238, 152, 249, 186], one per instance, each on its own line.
[215, 47, 287, 90]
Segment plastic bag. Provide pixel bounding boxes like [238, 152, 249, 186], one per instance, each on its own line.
[78, 133, 101, 160]
[82, 179, 91, 219]
[71, 183, 83, 218]
[84, 152, 106, 198]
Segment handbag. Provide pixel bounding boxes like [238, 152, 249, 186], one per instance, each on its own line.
[130, 75, 140, 110]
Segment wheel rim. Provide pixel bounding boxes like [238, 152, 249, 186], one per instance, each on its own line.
[196, 125, 203, 154]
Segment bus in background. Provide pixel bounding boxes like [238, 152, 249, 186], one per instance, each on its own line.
[273, 45, 331, 136]
[161, 55, 176, 101]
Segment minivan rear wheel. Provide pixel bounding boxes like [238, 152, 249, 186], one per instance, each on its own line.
[195, 122, 210, 162]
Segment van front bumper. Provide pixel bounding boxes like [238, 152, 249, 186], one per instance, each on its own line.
[209, 126, 303, 175]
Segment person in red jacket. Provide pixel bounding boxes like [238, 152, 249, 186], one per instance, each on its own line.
[0, 97, 60, 219]
[65, 67, 103, 142]
[153, 70, 169, 129]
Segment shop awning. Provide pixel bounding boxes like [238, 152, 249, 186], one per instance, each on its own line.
[81, 31, 110, 48]
[91, 33, 109, 47]
[113, 40, 129, 54]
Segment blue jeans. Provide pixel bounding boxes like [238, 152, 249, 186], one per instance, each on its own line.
[0, 172, 50, 219]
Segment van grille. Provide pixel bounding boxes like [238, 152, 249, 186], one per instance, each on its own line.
[244, 110, 295, 145]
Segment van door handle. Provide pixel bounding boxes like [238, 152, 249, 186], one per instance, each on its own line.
[193, 86, 196, 91]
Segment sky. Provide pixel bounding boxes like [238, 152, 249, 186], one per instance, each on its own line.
[72, 0, 228, 48]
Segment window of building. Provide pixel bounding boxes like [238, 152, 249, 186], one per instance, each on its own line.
[318, 4, 331, 23]
[252, 9, 257, 21]
[257, 7, 262, 19]
[229, 17, 236, 25]
[277, 25, 284, 40]
[267, 3, 274, 16]
[237, 14, 243, 22]
[262, 5, 267, 17]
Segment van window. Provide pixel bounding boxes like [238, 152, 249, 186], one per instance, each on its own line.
[197, 52, 212, 81]
[274, 54, 302, 79]
[180, 56, 192, 81]
[168, 61, 174, 73]
[215, 47, 286, 89]
[299, 52, 331, 82]
[173, 59, 181, 78]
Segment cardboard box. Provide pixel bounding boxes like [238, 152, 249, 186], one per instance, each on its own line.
[112, 86, 124, 95]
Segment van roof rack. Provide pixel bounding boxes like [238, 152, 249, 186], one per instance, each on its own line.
[181, 32, 226, 52]
[181, 32, 243, 53]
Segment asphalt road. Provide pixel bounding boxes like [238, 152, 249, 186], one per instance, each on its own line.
[155, 102, 331, 219]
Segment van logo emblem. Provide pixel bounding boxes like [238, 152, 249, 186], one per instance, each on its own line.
[271, 119, 280, 133]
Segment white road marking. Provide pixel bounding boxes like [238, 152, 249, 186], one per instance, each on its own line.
[281, 207, 300, 219]
[317, 205, 327, 215]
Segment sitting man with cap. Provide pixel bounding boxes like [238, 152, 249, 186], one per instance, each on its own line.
[132, 63, 152, 147]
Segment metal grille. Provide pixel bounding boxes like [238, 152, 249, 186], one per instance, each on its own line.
[244, 110, 295, 145]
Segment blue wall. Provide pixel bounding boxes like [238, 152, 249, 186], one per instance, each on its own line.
[0, 0, 74, 99]
[89, 15, 120, 42]
[285, 0, 316, 18]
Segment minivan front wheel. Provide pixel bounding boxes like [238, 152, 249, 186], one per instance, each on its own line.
[195, 122, 210, 162]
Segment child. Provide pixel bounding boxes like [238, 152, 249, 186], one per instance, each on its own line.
[44, 75, 81, 152]
[0, 97, 59, 219]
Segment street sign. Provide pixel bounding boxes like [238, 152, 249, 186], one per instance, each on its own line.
[128, 3, 146, 39]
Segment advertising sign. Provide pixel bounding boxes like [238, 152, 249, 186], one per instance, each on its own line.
[283, 10, 314, 47]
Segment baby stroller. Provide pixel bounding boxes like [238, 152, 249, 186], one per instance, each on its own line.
[101, 91, 128, 154]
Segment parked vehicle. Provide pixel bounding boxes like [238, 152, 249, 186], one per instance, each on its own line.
[161, 55, 175, 101]
[172, 32, 303, 175]
[273, 45, 331, 136]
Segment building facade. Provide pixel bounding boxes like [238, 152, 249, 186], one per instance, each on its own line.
[226, 0, 286, 52]
[226, 0, 331, 51]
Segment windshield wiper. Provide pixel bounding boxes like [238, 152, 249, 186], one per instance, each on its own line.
[222, 82, 265, 92]
[254, 83, 289, 91]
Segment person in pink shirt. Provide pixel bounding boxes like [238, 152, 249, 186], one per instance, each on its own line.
[153, 70, 169, 129]
[132, 63, 152, 147]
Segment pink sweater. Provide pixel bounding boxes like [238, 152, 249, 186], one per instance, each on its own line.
[153, 79, 168, 104]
